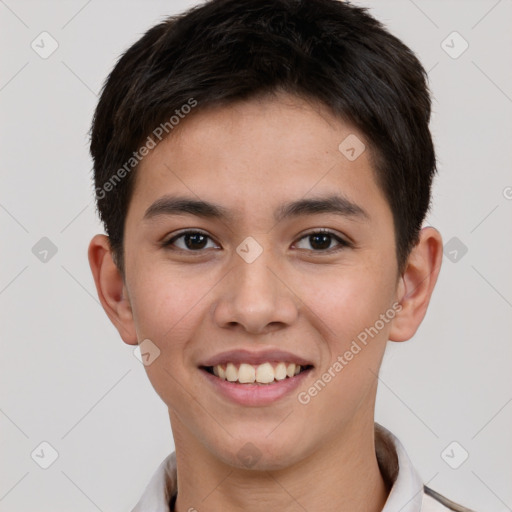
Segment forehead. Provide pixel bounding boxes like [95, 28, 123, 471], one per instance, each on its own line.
[129, 93, 391, 226]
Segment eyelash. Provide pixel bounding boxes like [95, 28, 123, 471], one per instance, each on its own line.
[162, 228, 352, 254]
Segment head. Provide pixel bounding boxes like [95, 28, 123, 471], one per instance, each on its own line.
[88, 0, 443, 470]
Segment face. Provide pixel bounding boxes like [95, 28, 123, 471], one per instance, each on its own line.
[121, 93, 403, 469]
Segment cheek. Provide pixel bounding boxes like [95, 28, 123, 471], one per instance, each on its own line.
[126, 268, 206, 399]
[129, 265, 201, 340]
[298, 262, 396, 403]
[305, 261, 397, 340]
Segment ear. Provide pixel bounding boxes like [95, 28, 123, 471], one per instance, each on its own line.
[88, 234, 138, 345]
[389, 226, 443, 342]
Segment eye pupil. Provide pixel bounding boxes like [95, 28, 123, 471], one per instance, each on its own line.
[185, 233, 207, 250]
[166, 230, 345, 253]
[310, 234, 331, 250]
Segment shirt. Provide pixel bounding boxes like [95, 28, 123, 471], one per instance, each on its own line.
[131, 422, 476, 512]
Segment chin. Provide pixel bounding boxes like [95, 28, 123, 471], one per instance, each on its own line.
[215, 434, 307, 472]
[229, 451, 299, 472]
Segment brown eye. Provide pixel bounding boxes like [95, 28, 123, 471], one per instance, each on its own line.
[163, 231, 219, 251]
[294, 230, 350, 252]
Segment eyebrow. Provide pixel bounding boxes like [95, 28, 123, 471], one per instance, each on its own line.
[143, 194, 370, 223]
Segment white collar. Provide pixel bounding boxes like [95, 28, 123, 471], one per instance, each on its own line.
[377, 423, 425, 511]
[131, 422, 426, 512]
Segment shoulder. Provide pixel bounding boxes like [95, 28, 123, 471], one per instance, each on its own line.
[422, 485, 478, 512]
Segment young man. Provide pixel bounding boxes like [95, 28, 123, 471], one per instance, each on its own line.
[87, 0, 476, 510]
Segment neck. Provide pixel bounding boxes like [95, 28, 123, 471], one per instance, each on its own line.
[170, 412, 390, 512]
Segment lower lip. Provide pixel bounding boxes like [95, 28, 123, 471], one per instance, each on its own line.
[199, 367, 313, 406]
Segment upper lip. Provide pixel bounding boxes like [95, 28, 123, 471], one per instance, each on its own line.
[199, 349, 314, 368]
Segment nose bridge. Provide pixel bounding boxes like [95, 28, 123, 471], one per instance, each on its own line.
[237, 242, 277, 299]
[213, 236, 298, 333]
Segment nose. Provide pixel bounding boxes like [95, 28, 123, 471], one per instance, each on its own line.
[211, 243, 299, 335]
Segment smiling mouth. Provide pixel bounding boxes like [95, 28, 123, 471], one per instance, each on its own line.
[201, 362, 314, 385]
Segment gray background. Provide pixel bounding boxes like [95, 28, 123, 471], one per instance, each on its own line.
[1, 0, 511, 510]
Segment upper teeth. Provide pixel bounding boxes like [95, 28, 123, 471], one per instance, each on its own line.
[212, 362, 302, 384]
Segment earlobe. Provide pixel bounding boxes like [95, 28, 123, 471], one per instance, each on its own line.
[87, 234, 138, 345]
[389, 227, 443, 343]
